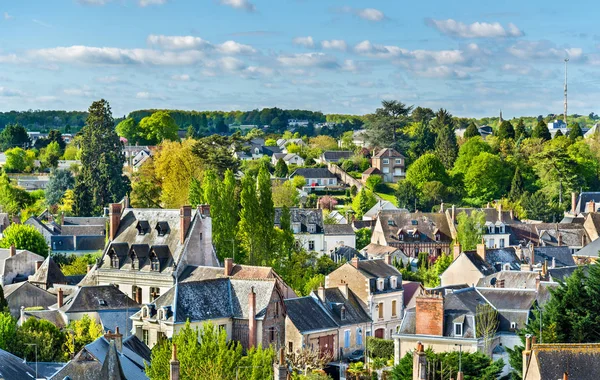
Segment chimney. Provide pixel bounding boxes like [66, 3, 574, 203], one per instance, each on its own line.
[588, 200, 596, 213]
[563, 372, 569, 380]
[440, 202, 444, 213]
[529, 246, 535, 271]
[476, 243, 486, 262]
[9, 244, 16, 257]
[338, 283, 349, 299]
[87, 264, 93, 273]
[384, 253, 392, 265]
[61, 212, 65, 226]
[415, 293, 444, 336]
[497, 202, 503, 223]
[57, 288, 64, 308]
[180, 205, 192, 245]
[351, 255, 359, 268]
[582, 234, 587, 247]
[456, 372, 464, 380]
[199, 204, 211, 217]
[412, 342, 427, 380]
[510, 209, 514, 220]
[571, 192, 577, 214]
[224, 258, 233, 276]
[451, 205, 456, 222]
[103, 328, 123, 352]
[108, 203, 122, 241]
[123, 195, 130, 209]
[35, 260, 43, 271]
[552, 257, 556, 269]
[317, 284, 326, 302]
[522, 335, 532, 378]
[453, 242, 461, 261]
[170, 344, 180, 380]
[248, 287, 256, 349]
[557, 233, 562, 246]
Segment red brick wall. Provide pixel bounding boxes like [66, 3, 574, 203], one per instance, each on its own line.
[415, 296, 444, 336]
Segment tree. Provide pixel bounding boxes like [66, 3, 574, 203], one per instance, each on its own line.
[45, 169, 75, 206]
[193, 135, 241, 176]
[508, 166, 524, 201]
[185, 125, 198, 139]
[365, 100, 413, 149]
[396, 180, 419, 212]
[352, 188, 377, 219]
[521, 191, 558, 222]
[139, 111, 180, 144]
[407, 121, 436, 162]
[318, 195, 338, 211]
[569, 123, 583, 140]
[265, 138, 277, 146]
[452, 136, 492, 176]
[0, 224, 48, 257]
[464, 152, 510, 205]
[463, 121, 480, 139]
[496, 120, 515, 140]
[476, 303, 499, 355]
[433, 109, 458, 169]
[420, 181, 447, 210]
[274, 158, 289, 178]
[309, 135, 337, 151]
[515, 119, 527, 139]
[532, 119, 551, 141]
[0, 312, 17, 351]
[554, 129, 563, 138]
[456, 210, 485, 250]
[0, 123, 30, 151]
[238, 175, 261, 265]
[3, 147, 35, 172]
[291, 175, 306, 189]
[218, 170, 238, 261]
[0, 172, 33, 216]
[15, 318, 66, 362]
[115, 117, 140, 144]
[405, 153, 449, 190]
[365, 175, 383, 192]
[256, 165, 274, 265]
[287, 347, 333, 377]
[356, 228, 372, 250]
[411, 106, 435, 124]
[64, 314, 103, 359]
[74, 100, 130, 216]
[40, 141, 62, 169]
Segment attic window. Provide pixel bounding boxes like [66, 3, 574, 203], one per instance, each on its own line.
[110, 251, 119, 269]
[377, 278, 384, 291]
[292, 223, 301, 234]
[411, 220, 418, 226]
[130, 252, 139, 270]
[510, 322, 517, 330]
[435, 233, 441, 241]
[136, 220, 150, 235]
[390, 276, 397, 289]
[98, 299, 107, 306]
[341, 306, 347, 321]
[150, 252, 160, 272]
[387, 220, 395, 226]
[454, 323, 463, 337]
[155, 221, 170, 236]
[308, 223, 316, 233]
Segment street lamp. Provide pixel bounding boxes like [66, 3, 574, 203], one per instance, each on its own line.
[24, 343, 38, 379]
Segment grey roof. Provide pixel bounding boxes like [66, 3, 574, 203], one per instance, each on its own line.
[4, 281, 57, 316]
[477, 271, 539, 289]
[284, 296, 338, 333]
[322, 151, 353, 162]
[373, 148, 405, 158]
[476, 288, 537, 311]
[319, 288, 371, 327]
[364, 200, 401, 219]
[376, 210, 452, 243]
[529, 246, 575, 267]
[530, 344, 600, 380]
[123, 335, 151, 363]
[548, 265, 587, 282]
[576, 192, 600, 214]
[36, 363, 66, 379]
[354, 259, 402, 279]
[290, 168, 337, 179]
[52, 235, 107, 252]
[323, 224, 355, 236]
[99, 340, 127, 380]
[28, 255, 68, 286]
[274, 208, 324, 234]
[24, 216, 58, 237]
[329, 246, 365, 263]
[0, 349, 36, 380]
[463, 247, 521, 276]
[56, 285, 140, 313]
[98, 310, 136, 334]
[22, 309, 68, 328]
[60, 224, 106, 236]
[510, 223, 589, 247]
[574, 237, 600, 257]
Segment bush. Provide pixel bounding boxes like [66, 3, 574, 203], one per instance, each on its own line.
[0, 224, 48, 257]
[367, 337, 394, 359]
[365, 175, 383, 192]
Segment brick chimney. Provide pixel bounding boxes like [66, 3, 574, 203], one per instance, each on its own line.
[351, 256, 359, 268]
[476, 243, 486, 262]
[588, 200, 596, 213]
[170, 344, 180, 380]
[180, 205, 192, 245]
[453, 242, 461, 261]
[522, 335, 532, 378]
[412, 342, 427, 380]
[108, 203, 122, 241]
[497, 202, 503, 223]
[557, 233, 562, 246]
[9, 244, 16, 257]
[35, 260, 43, 271]
[248, 287, 256, 349]
[57, 288, 64, 308]
[104, 328, 123, 352]
[571, 192, 577, 214]
[415, 293, 444, 336]
[224, 258, 233, 276]
[384, 253, 392, 265]
[317, 284, 325, 302]
[338, 283, 349, 299]
[199, 204, 211, 217]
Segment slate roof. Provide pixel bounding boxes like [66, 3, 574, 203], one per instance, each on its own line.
[324, 223, 355, 236]
[463, 247, 521, 276]
[0, 348, 36, 380]
[527, 343, 600, 380]
[510, 223, 589, 247]
[28, 255, 68, 286]
[525, 246, 576, 267]
[354, 259, 402, 279]
[329, 246, 365, 262]
[477, 271, 539, 289]
[284, 296, 338, 333]
[274, 208, 324, 234]
[4, 281, 57, 315]
[402, 281, 423, 308]
[319, 288, 371, 326]
[24, 216, 58, 236]
[55, 285, 140, 313]
[576, 192, 600, 214]
[376, 210, 452, 243]
[363, 200, 401, 219]
[373, 148, 405, 158]
[0, 248, 44, 281]
[352, 219, 375, 230]
[548, 265, 588, 282]
[321, 151, 353, 162]
[290, 168, 337, 179]
[123, 335, 152, 363]
[361, 243, 401, 256]
[574, 236, 600, 257]
[99, 340, 127, 380]
[22, 309, 67, 328]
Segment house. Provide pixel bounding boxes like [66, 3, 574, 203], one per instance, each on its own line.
[233, 151, 252, 161]
[351, 129, 367, 148]
[0, 348, 37, 380]
[571, 191, 600, 215]
[393, 287, 536, 364]
[548, 119, 568, 138]
[89, 203, 218, 304]
[290, 168, 338, 191]
[285, 284, 371, 360]
[24, 215, 59, 244]
[360, 243, 412, 268]
[522, 246, 576, 269]
[371, 148, 405, 182]
[288, 119, 310, 127]
[328, 246, 365, 263]
[28, 255, 69, 290]
[401, 281, 424, 310]
[317, 151, 353, 164]
[271, 153, 305, 167]
[131, 277, 286, 350]
[509, 222, 590, 253]
[584, 123, 599, 139]
[327, 210, 348, 224]
[371, 210, 453, 258]
[2, 281, 56, 318]
[324, 224, 356, 252]
[363, 200, 402, 221]
[0, 245, 45, 286]
[274, 208, 325, 253]
[522, 340, 600, 380]
[326, 257, 404, 339]
[361, 167, 382, 184]
[445, 204, 518, 249]
[25, 214, 107, 254]
[50, 330, 150, 380]
[440, 244, 522, 287]
[277, 138, 306, 150]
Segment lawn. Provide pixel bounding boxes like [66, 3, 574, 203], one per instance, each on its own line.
[375, 182, 398, 206]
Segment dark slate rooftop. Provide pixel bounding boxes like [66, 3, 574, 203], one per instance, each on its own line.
[123, 335, 152, 363]
[322, 151, 353, 161]
[0, 348, 36, 380]
[22, 309, 67, 328]
[84, 336, 148, 380]
[318, 288, 371, 327]
[527, 246, 576, 267]
[329, 246, 365, 263]
[290, 168, 337, 179]
[576, 192, 600, 214]
[284, 296, 338, 333]
[477, 271, 539, 289]
[377, 210, 452, 243]
[510, 223, 589, 247]
[323, 223, 355, 236]
[574, 237, 600, 257]
[531, 343, 600, 380]
[354, 259, 402, 279]
[463, 247, 521, 276]
[476, 288, 537, 311]
[548, 265, 588, 282]
[99, 340, 127, 380]
[274, 208, 324, 234]
[56, 285, 140, 313]
[28, 255, 68, 286]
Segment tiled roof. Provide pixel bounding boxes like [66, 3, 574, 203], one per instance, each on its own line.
[477, 271, 539, 289]
[56, 285, 140, 313]
[22, 309, 67, 329]
[355, 259, 402, 279]
[373, 148, 404, 158]
[361, 243, 400, 256]
[573, 237, 600, 257]
[576, 192, 600, 214]
[364, 200, 401, 219]
[548, 265, 588, 282]
[377, 210, 452, 243]
[0, 348, 36, 380]
[527, 246, 575, 267]
[463, 247, 521, 276]
[362, 167, 381, 175]
[320, 288, 371, 326]
[402, 281, 423, 307]
[510, 223, 589, 247]
[323, 223, 355, 236]
[28, 256, 68, 286]
[284, 296, 338, 333]
[290, 168, 337, 179]
[529, 343, 600, 380]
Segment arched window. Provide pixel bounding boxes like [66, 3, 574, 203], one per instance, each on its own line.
[142, 306, 148, 318]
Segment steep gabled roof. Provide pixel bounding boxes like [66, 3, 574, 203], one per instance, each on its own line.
[320, 288, 371, 326]
[285, 296, 338, 333]
[354, 259, 402, 279]
[56, 285, 140, 313]
[28, 255, 68, 286]
[0, 348, 36, 380]
[527, 343, 600, 380]
[373, 148, 405, 158]
[377, 210, 452, 243]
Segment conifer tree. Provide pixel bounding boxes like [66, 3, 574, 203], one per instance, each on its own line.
[515, 119, 527, 139]
[509, 167, 525, 201]
[554, 129, 564, 138]
[432, 109, 458, 169]
[238, 175, 260, 265]
[569, 123, 583, 140]
[274, 158, 289, 178]
[463, 121, 480, 139]
[256, 165, 274, 264]
[532, 119, 551, 141]
[497, 120, 515, 140]
[219, 170, 238, 261]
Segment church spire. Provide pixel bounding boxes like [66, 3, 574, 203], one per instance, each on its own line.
[499, 109, 503, 123]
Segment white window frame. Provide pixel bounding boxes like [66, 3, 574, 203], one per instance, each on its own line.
[383, 158, 389, 164]
[390, 276, 397, 289]
[377, 278, 384, 291]
[454, 323, 463, 337]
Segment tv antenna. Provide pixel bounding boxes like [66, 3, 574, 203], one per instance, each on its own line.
[564, 58, 569, 126]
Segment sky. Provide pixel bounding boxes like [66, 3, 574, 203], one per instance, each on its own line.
[1, 0, 599, 118]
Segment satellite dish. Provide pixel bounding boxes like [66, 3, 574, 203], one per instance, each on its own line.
[490, 277, 497, 286]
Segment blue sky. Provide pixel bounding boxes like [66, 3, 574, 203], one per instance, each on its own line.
[1, 0, 599, 118]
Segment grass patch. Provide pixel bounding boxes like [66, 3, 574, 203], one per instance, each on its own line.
[375, 192, 397, 206]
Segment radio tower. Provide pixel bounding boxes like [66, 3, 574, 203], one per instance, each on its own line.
[564, 58, 569, 126]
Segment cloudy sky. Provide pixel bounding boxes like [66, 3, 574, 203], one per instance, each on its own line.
[1, 0, 599, 118]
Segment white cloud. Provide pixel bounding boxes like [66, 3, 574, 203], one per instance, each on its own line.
[321, 40, 347, 51]
[354, 40, 404, 58]
[219, 57, 247, 71]
[354, 40, 464, 65]
[293, 36, 314, 48]
[96, 75, 120, 83]
[63, 87, 93, 97]
[277, 52, 339, 69]
[427, 19, 523, 38]
[220, 0, 255, 12]
[413, 65, 470, 79]
[139, 0, 167, 6]
[216, 40, 256, 55]
[0, 54, 22, 64]
[3, 12, 13, 20]
[136, 91, 166, 100]
[171, 74, 191, 81]
[507, 40, 583, 60]
[77, 0, 112, 5]
[0, 87, 25, 97]
[147, 35, 210, 50]
[339, 7, 386, 22]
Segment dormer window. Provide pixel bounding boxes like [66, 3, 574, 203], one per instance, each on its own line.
[150, 252, 160, 272]
[388, 219, 395, 226]
[142, 306, 148, 318]
[435, 233, 441, 241]
[155, 221, 170, 236]
[308, 224, 316, 233]
[110, 252, 119, 269]
[412, 231, 419, 239]
[454, 322, 463, 336]
[341, 306, 347, 321]
[377, 278, 384, 291]
[292, 223, 301, 234]
[130, 252, 139, 270]
[390, 276, 397, 289]
[157, 309, 164, 320]
[136, 220, 150, 235]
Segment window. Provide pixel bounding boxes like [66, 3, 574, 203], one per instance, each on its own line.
[499, 238, 505, 248]
[377, 278, 384, 291]
[270, 328, 276, 342]
[142, 329, 149, 345]
[329, 178, 334, 185]
[395, 159, 402, 165]
[454, 323, 463, 336]
[132, 286, 142, 303]
[292, 223, 301, 234]
[390, 276, 397, 289]
[308, 240, 315, 251]
[382, 167, 390, 174]
[150, 255, 160, 272]
[435, 233, 440, 241]
[489, 238, 495, 248]
[488, 225, 495, 234]
[155, 221, 169, 236]
[136, 220, 150, 235]
[510, 322, 517, 330]
[394, 168, 402, 175]
[308, 224, 316, 233]
[142, 306, 148, 318]
[356, 328, 363, 346]
[344, 330, 351, 349]
[275, 302, 279, 317]
[288, 341, 293, 353]
[150, 287, 160, 302]
[110, 253, 119, 269]
[392, 300, 397, 317]
[383, 159, 389, 164]
[378, 302, 384, 319]
[341, 306, 346, 321]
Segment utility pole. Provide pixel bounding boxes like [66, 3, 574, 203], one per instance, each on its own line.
[564, 58, 569, 126]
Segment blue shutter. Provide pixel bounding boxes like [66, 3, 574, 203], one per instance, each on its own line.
[344, 330, 351, 348]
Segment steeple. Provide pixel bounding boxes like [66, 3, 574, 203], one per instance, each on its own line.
[499, 110, 503, 123]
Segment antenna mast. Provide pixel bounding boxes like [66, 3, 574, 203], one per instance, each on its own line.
[564, 58, 569, 126]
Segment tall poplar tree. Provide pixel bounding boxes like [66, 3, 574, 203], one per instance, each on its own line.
[74, 100, 129, 216]
[432, 109, 458, 170]
[256, 165, 274, 264]
[238, 175, 260, 265]
[219, 170, 238, 261]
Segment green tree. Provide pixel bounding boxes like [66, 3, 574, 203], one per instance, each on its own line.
[0, 224, 48, 257]
[508, 166, 524, 201]
[0, 123, 30, 151]
[40, 141, 62, 169]
[138, 111, 180, 144]
[452, 136, 492, 176]
[405, 153, 449, 190]
[274, 158, 289, 178]
[219, 169, 238, 261]
[407, 121, 436, 162]
[531, 119, 551, 141]
[456, 210, 485, 250]
[64, 314, 103, 359]
[0, 172, 34, 216]
[115, 117, 140, 143]
[365, 100, 413, 150]
[74, 100, 130, 216]
[356, 228, 372, 250]
[463, 121, 480, 139]
[278, 205, 295, 260]
[396, 181, 419, 212]
[515, 119, 527, 139]
[185, 125, 198, 140]
[238, 174, 261, 265]
[0, 312, 17, 351]
[411, 106, 435, 124]
[432, 109, 458, 169]
[365, 175, 383, 192]
[353, 188, 377, 219]
[521, 191, 559, 222]
[265, 138, 277, 146]
[15, 318, 66, 362]
[554, 129, 563, 138]
[496, 120, 515, 140]
[273, 180, 299, 207]
[464, 152, 510, 204]
[569, 123, 583, 140]
[193, 135, 242, 176]
[45, 169, 75, 206]
[4, 147, 35, 172]
[256, 165, 275, 265]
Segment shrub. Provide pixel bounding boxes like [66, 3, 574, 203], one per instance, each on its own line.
[367, 337, 394, 359]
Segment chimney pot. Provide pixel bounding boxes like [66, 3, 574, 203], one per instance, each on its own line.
[351, 256, 359, 268]
[57, 288, 64, 308]
[109, 203, 122, 241]
[476, 243, 486, 262]
[224, 258, 233, 277]
[451, 205, 455, 222]
[180, 205, 192, 245]
[9, 244, 16, 257]
[453, 243, 461, 261]
[571, 192, 577, 215]
[199, 204, 211, 217]
[317, 284, 325, 302]
[35, 260, 43, 271]
[384, 253, 392, 265]
[248, 287, 256, 349]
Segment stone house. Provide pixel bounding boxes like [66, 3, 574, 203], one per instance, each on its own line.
[2, 281, 56, 318]
[274, 208, 325, 254]
[131, 277, 286, 350]
[371, 148, 405, 183]
[0, 245, 45, 286]
[522, 340, 600, 380]
[445, 204, 518, 249]
[326, 256, 404, 339]
[88, 203, 218, 304]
